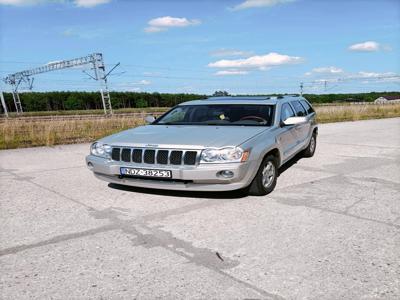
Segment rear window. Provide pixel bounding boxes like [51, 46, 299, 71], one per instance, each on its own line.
[300, 100, 315, 115]
[291, 101, 307, 117]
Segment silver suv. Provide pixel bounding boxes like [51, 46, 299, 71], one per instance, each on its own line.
[86, 96, 317, 196]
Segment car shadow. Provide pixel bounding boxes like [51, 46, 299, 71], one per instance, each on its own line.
[278, 152, 303, 176]
[108, 183, 248, 199]
[108, 154, 305, 199]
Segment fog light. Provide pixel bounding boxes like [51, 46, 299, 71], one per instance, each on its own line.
[218, 170, 234, 178]
[87, 162, 94, 170]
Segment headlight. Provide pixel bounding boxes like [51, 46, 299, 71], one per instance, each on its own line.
[200, 147, 248, 163]
[90, 142, 112, 158]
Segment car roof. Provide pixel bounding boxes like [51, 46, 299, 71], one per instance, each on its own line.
[179, 95, 305, 106]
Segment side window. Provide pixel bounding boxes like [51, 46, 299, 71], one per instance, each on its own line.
[300, 100, 315, 115]
[280, 103, 296, 122]
[291, 101, 307, 117]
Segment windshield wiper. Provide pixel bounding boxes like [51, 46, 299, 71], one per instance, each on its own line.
[156, 122, 178, 125]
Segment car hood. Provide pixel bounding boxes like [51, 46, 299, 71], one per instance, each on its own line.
[99, 125, 269, 149]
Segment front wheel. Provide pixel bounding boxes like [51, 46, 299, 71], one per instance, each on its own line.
[247, 155, 278, 196]
[303, 132, 317, 158]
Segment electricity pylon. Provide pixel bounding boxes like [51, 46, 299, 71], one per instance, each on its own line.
[3, 53, 119, 115]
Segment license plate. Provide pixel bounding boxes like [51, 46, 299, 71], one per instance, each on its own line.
[120, 167, 172, 178]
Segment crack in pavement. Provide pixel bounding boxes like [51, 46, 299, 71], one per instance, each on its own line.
[0, 224, 118, 256]
[273, 175, 400, 230]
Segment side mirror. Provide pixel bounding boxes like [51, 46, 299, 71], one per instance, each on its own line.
[283, 116, 307, 126]
[144, 115, 156, 124]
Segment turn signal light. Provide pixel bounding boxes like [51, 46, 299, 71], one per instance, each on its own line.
[241, 150, 250, 162]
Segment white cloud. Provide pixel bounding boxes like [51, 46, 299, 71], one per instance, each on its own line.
[313, 78, 339, 83]
[144, 26, 166, 33]
[348, 41, 380, 52]
[233, 0, 295, 10]
[133, 80, 151, 85]
[215, 70, 249, 76]
[305, 66, 344, 76]
[208, 52, 303, 70]
[0, 0, 44, 5]
[210, 49, 253, 57]
[357, 71, 396, 78]
[74, 0, 110, 8]
[356, 71, 399, 83]
[311, 71, 399, 85]
[362, 71, 396, 77]
[0, 0, 111, 6]
[312, 66, 343, 74]
[145, 16, 201, 33]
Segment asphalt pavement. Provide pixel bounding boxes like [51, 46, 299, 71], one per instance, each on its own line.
[1, 118, 399, 299]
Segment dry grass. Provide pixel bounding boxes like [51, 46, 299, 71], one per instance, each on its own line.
[315, 103, 400, 123]
[5, 107, 169, 117]
[0, 117, 144, 150]
[1, 104, 399, 150]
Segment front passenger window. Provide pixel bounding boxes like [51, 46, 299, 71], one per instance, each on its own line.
[281, 103, 296, 122]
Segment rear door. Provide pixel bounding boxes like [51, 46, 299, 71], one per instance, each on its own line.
[277, 102, 299, 161]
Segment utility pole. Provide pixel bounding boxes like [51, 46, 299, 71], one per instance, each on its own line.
[0, 91, 9, 117]
[300, 82, 304, 96]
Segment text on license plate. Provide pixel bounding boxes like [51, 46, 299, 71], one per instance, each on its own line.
[120, 167, 172, 178]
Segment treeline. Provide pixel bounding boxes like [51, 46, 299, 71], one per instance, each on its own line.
[303, 92, 400, 104]
[1, 91, 399, 112]
[1, 91, 207, 112]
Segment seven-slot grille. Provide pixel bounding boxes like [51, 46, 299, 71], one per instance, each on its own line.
[111, 147, 198, 166]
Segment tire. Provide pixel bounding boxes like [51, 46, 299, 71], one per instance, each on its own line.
[303, 132, 317, 158]
[247, 155, 278, 196]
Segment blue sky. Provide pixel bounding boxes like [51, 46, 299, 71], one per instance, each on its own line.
[0, 0, 399, 94]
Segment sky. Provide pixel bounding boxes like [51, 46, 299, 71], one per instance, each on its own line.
[0, 0, 399, 95]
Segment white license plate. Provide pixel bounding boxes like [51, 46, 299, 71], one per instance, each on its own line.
[120, 167, 172, 178]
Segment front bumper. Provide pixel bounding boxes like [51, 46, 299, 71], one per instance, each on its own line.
[85, 155, 257, 191]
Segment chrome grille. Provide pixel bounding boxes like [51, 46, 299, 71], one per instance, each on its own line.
[111, 147, 199, 166]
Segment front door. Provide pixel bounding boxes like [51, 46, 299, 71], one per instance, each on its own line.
[277, 103, 299, 162]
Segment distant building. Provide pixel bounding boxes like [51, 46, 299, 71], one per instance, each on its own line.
[374, 96, 400, 104]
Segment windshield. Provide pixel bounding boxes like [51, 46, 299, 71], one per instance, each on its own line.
[154, 104, 275, 126]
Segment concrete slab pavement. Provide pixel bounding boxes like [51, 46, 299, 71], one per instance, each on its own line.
[1, 118, 399, 299]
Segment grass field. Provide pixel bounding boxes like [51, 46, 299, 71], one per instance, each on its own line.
[316, 103, 400, 123]
[4, 107, 170, 117]
[1, 104, 399, 149]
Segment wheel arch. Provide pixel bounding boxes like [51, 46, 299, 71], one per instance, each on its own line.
[262, 148, 281, 167]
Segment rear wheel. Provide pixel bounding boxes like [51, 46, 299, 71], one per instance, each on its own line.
[247, 155, 278, 196]
[303, 132, 317, 157]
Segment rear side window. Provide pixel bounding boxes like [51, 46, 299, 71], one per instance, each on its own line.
[291, 101, 307, 117]
[300, 100, 315, 115]
[281, 103, 296, 122]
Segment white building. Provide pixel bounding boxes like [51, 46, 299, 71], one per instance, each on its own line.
[374, 96, 400, 104]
